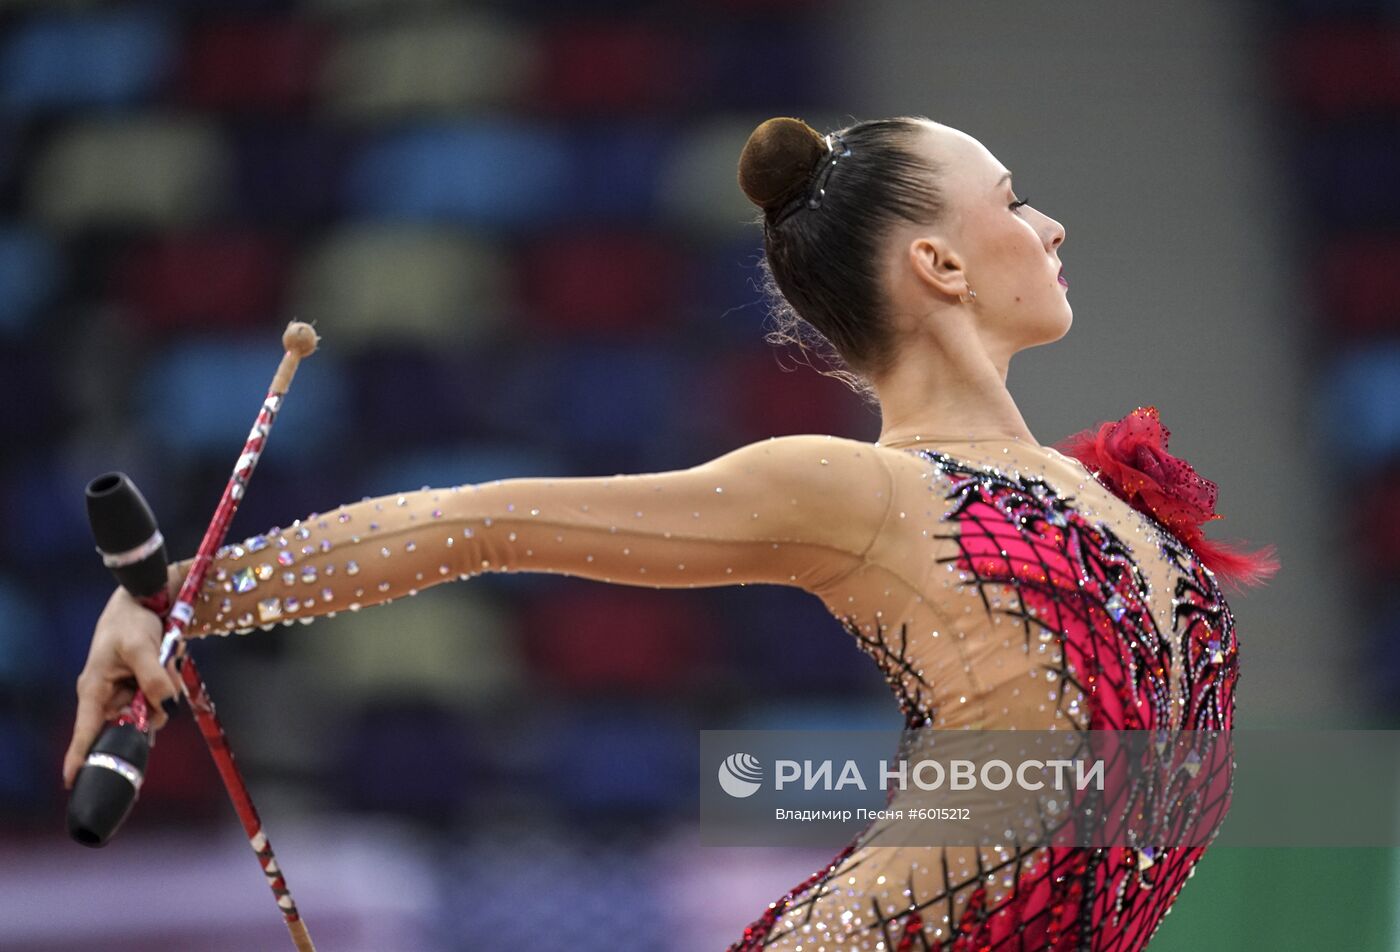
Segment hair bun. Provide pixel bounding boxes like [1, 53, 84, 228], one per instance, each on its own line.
[737, 117, 827, 213]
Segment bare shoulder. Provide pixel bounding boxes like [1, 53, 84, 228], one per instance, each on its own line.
[696, 434, 894, 547]
[705, 433, 889, 480]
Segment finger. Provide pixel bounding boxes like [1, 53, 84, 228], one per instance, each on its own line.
[127, 635, 181, 710]
[151, 685, 183, 731]
[64, 689, 106, 789]
[159, 657, 185, 729]
[144, 690, 169, 730]
[103, 684, 135, 719]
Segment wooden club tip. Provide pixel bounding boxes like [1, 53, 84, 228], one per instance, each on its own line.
[283, 321, 318, 359]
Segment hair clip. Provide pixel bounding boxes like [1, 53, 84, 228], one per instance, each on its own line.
[806, 133, 852, 210]
[767, 132, 854, 228]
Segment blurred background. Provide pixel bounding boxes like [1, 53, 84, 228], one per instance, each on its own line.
[1, 0, 1397, 948]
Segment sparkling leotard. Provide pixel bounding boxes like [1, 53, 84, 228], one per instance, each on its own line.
[173, 431, 1241, 950]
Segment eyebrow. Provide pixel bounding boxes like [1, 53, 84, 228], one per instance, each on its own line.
[995, 171, 1013, 188]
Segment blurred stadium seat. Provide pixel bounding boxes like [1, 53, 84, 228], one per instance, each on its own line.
[291, 225, 508, 344]
[518, 231, 688, 334]
[178, 16, 328, 114]
[345, 123, 571, 228]
[294, 584, 526, 711]
[0, 226, 60, 334]
[533, 23, 695, 114]
[114, 230, 291, 331]
[29, 117, 228, 229]
[135, 335, 348, 454]
[322, 13, 534, 119]
[519, 585, 718, 694]
[530, 700, 697, 815]
[1, 11, 174, 115]
[1319, 342, 1400, 464]
[230, 124, 349, 222]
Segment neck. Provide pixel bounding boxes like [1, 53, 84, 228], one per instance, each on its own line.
[873, 336, 1038, 448]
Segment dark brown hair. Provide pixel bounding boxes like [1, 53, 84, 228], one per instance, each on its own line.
[737, 116, 947, 400]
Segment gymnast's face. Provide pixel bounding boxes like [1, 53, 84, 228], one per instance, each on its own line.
[900, 120, 1070, 353]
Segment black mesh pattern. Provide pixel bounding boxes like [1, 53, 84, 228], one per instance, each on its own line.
[729, 450, 1239, 951]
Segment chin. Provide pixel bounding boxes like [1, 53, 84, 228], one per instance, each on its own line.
[1030, 308, 1072, 346]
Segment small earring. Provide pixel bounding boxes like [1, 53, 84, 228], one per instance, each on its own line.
[961, 288, 977, 303]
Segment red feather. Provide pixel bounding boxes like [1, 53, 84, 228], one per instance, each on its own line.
[1054, 406, 1280, 591]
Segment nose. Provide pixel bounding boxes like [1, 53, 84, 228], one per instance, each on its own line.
[1045, 214, 1065, 251]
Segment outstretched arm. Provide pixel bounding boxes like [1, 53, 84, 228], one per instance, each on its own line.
[175, 434, 897, 636]
[67, 433, 892, 783]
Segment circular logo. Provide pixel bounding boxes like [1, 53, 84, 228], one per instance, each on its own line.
[718, 752, 764, 798]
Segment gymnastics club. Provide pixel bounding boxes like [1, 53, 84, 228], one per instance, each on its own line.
[69, 321, 319, 952]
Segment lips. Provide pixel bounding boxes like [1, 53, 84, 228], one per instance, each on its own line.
[1058, 266, 1069, 288]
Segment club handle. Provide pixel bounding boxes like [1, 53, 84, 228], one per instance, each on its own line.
[68, 472, 171, 848]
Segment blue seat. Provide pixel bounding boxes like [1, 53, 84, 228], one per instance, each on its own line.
[332, 700, 483, 819]
[720, 585, 895, 695]
[0, 719, 42, 806]
[543, 343, 687, 453]
[0, 227, 60, 334]
[346, 123, 571, 229]
[2, 454, 93, 563]
[704, 26, 833, 110]
[0, 576, 44, 689]
[48, 577, 117, 690]
[1, 12, 174, 114]
[1320, 342, 1400, 464]
[566, 124, 670, 221]
[136, 336, 348, 456]
[676, 235, 770, 342]
[534, 702, 697, 814]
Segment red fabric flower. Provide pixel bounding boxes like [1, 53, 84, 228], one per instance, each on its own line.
[1054, 406, 1279, 590]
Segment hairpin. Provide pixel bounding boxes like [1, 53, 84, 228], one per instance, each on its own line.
[768, 133, 854, 228]
[806, 133, 852, 210]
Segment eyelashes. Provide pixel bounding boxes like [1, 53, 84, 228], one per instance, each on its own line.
[1010, 196, 1031, 211]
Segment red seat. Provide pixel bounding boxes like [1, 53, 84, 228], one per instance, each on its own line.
[533, 23, 694, 113]
[1276, 24, 1400, 118]
[114, 231, 289, 331]
[695, 349, 865, 444]
[1321, 235, 1400, 336]
[178, 18, 329, 113]
[518, 232, 687, 333]
[519, 584, 718, 694]
[1353, 467, 1400, 580]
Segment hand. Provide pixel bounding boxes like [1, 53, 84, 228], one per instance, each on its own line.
[63, 585, 183, 789]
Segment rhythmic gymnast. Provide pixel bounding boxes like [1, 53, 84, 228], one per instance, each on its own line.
[66, 116, 1277, 949]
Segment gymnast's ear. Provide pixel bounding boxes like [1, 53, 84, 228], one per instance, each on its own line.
[907, 234, 968, 301]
